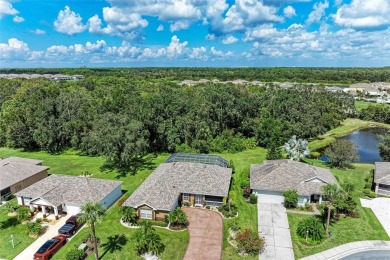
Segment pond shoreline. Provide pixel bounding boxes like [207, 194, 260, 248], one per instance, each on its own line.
[309, 118, 390, 152]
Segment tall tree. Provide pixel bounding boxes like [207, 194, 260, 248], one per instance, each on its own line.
[321, 184, 345, 236]
[325, 139, 359, 168]
[77, 202, 106, 260]
[379, 134, 390, 161]
[283, 135, 310, 161]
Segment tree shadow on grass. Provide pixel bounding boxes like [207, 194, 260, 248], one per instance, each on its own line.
[99, 234, 128, 259]
[100, 154, 157, 178]
[0, 216, 19, 229]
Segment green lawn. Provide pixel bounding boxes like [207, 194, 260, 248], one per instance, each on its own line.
[309, 118, 390, 151]
[355, 100, 390, 111]
[0, 199, 36, 260]
[289, 162, 390, 259]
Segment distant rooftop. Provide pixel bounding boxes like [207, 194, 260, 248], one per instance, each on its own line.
[165, 153, 228, 168]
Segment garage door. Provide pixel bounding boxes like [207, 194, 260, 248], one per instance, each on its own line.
[65, 205, 81, 215]
[253, 190, 284, 204]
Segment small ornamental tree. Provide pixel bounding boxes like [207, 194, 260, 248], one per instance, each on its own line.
[167, 207, 187, 228]
[325, 139, 358, 168]
[133, 221, 165, 256]
[235, 229, 265, 255]
[283, 135, 310, 161]
[283, 189, 298, 208]
[297, 217, 323, 242]
[120, 207, 137, 224]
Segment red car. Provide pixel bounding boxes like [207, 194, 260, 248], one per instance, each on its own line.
[33, 235, 67, 260]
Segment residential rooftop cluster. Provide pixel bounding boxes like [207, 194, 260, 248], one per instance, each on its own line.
[0, 74, 85, 81]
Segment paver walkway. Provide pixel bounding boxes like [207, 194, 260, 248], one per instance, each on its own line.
[300, 240, 390, 260]
[258, 202, 294, 260]
[14, 215, 84, 260]
[360, 198, 390, 237]
[182, 208, 223, 260]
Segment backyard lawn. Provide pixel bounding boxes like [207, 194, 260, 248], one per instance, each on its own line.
[289, 162, 390, 259]
[0, 199, 36, 260]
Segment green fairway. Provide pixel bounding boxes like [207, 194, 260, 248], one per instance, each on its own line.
[288, 162, 389, 259]
[309, 118, 390, 151]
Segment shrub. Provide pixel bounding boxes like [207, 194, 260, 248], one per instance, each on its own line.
[134, 221, 165, 256]
[317, 202, 327, 214]
[334, 195, 358, 215]
[206, 206, 210, 209]
[283, 189, 298, 208]
[363, 189, 376, 198]
[342, 182, 355, 194]
[249, 194, 257, 204]
[5, 200, 18, 213]
[4, 193, 15, 201]
[120, 207, 137, 224]
[17, 207, 30, 222]
[182, 202, 191, 207]
[26, 221, 42, 236]
[167, 207, 187, 228]
[243, 186, 251, 199]
[66, 249, 85, 260]
[137, 219, 168, 227]
[325, 139, 358, 168]
[218, 204, 238, 218]
[240, 179, 250, 189]
[35, 218, 43, 224]
[236, 229, 265, 255]
[117, 195, 129, 206]
[297, 217, 323, 242]
[305, 203, 313, 212]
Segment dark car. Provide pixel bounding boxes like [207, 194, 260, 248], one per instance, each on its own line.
[33, 235, 66, 260]
[58, 214, 84, 237]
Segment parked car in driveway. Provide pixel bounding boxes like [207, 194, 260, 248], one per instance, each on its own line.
[33, 235, 66, 260]
[58, 214, 85, 237]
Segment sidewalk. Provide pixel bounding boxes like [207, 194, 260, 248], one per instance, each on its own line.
[299, 240, 390, 260]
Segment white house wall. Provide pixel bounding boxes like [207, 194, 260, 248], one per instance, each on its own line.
[65, 205, 81, 215]
[99, 185, 122, 209]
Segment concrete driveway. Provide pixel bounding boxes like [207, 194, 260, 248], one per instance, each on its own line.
[360, 197, 390, 237]
[182, 207, 223, 260]
[258, 202, 294, 260]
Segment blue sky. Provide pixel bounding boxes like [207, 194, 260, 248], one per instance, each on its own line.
[1, 0, 390, 67]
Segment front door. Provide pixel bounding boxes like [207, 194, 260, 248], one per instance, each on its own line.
[195, 194, 202, 206]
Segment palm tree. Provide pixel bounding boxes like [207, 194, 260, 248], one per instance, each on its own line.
[167, 207, 187, 228]
[134, 221, 165, 256]
[119, 207, 137, 224]
[283, 135, 310, 161]
[77, 202, 106, 260]
[321, 184, 345, 236]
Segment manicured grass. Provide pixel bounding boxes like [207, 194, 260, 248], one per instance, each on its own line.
[54, 205, 189, 260]
[309, 118, 390, 151]
[288, 162, 390, 259]
[355, 100, 389, 111]
[220, 148, 267, 260]
[0, 199, 36, 260]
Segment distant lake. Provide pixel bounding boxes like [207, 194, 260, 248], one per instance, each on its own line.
[320, 128, 388, 164]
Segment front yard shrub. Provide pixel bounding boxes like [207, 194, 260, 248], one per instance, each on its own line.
[243, 186, 251, 199]
[363, 189, 376, 198]
[5, 200, 18, 213]
[120, 207, 137, 224]
[240, 179, 250, 189]
[218, 204, 238, 218]
[182, 202, 191, 207]
[66, 249, 85, 260]
[26, 221, 42, 236]
[305, 203, 313, 211]
[137, 219, 168, 227]
[167, 207, 187, 228]
[4, 193, 15, 201]
[249, 194, 257, 204]
[235, 229, 264, 255]
[297, 216, 323, 242]
[17, 207, 30, 222]
[334, 195, 358, 216]
[283, 189, 298, 208]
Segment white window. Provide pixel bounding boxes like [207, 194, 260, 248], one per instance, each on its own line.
[183, 193, 189, 202]
[195, 194, 202, 205]
[140, 209, 153, 219]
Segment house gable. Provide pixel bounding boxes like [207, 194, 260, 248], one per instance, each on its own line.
[30, 197, 55, 207]
[304, 177, 328, 184]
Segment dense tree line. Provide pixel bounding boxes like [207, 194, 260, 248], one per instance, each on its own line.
[0, 76, 354, 171]
[359, 105, 390, 124]
[1, 67, 390, 84]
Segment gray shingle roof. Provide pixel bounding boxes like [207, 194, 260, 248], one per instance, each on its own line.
[0, 157, 48, 190]
[375, 162, 390, 186]
[15, 174, 122, 207]
[123, 162, 232, 211]
[250, 160, 337, 196]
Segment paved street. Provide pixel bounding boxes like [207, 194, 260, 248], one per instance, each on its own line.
[258, 202, 294, 260]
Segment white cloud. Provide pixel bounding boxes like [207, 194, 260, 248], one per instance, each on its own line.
[333, 0, 390, 29]
[13, 15, 24, 23]
[206, 33, 216, 40]
[306, 1, 329, 24]
[170, 20, 190, 32]
[157, 24, 164, 31]
[0, 38, 29, 59]
[0, 0, 18, 18]
[188, 46, 207, 60]
[222, 35, 238, 44]
[210, 46, 233, 58]
[283, 6, 296, 18]
[30, 29, 46, 35]
[54, 6, 87, 35]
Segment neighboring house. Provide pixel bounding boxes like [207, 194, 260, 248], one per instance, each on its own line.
[123, 153, 232, 221]
[0, 157, 49, 201]
[251, 160, 337, 206]
[15, 174, 122, 219]
[374, 162, 390, 196]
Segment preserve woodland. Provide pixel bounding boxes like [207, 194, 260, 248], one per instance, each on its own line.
[0, 68, 364, 172]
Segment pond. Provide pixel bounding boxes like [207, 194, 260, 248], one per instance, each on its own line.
[321, 128, 388, 164]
